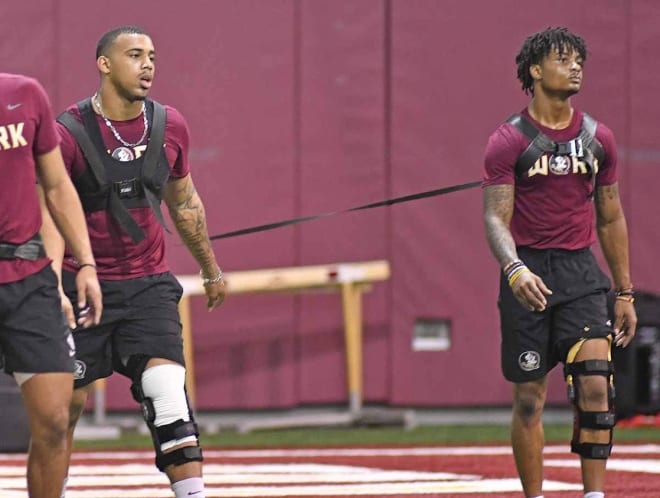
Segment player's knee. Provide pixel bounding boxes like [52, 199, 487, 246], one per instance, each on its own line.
[128, 359, 203, 471]
[515, 399, 543, 424]
[564, 338, 616, 459]
[33, 406, 69, 449]
[577, 375, 609, 409]
[513, 384, 545, 422]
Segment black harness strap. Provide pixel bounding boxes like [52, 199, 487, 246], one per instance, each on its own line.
[139, 101, 170, 233]
[0, 234, 46, 260]
[56, 109, 107, 187]
[58, 100, 145, 242]
[507, 112, 605, 179]
[506, 113, 556, 178]
[57, 99, 170, 243]
[579, 113, 605, 163]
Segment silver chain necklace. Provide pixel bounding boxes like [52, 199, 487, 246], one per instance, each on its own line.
[92, 93, 149, 148]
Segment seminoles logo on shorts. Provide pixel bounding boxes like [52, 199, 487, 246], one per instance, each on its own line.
[518, 351, 541, 372]
[73, 360, 87, 380]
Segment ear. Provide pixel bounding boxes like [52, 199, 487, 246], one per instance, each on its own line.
[96, 56, 111, 75]
[529, 64, 542, 82]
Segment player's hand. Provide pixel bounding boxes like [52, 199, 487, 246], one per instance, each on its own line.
[511, 271, 553, 312]
[75, 266, 103, 327]
[613, 299, 637, 347]
[58, 286, 76, 329]
[204, 278, 226, 311]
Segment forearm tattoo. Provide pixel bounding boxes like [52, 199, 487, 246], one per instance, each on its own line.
[167, 179, 217, 272]
[483, 185, 518, 266]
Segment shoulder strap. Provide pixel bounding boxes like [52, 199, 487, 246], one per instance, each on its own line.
[506, 113, 556, 178]
[579, 112, 605, 164]
[140, 100, 170, 233]
[56, 100, 107, 187]
[141, 100, 167, 179]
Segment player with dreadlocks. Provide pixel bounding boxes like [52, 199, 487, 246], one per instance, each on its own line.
[482, 27, 637, 498]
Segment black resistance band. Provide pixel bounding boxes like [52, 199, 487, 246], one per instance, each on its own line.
[209, 180, 481, 241]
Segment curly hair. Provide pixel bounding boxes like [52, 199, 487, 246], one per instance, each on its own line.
[96, 26, 149, 59]
[515, 27, 587, 95]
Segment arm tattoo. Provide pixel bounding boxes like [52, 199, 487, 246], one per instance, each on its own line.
[483, 185, 518, 267]
[166, 178, 217, 273]
[595, 183, 621, 225]
[597, 184, 618, 201]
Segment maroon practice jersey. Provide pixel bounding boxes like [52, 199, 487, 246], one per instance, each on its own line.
[483, 108, 618, 250]
[57, 102, 191, 279]
[0, 73, 59, 283]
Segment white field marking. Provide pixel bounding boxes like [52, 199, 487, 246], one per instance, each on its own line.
[0, 461, 581, 497]
[0, 446, 656, 497]
[546, 458, 660, 473]
[0, 480, 582, 497]
[0, 463, 480, 486]
[2, 443, 656, 461]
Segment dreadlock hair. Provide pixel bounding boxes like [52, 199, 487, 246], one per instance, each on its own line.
[515, 27, 587, 95]
[96, 25, 149, 59]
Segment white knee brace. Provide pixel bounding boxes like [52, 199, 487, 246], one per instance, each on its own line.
[142, 364, 198, 452]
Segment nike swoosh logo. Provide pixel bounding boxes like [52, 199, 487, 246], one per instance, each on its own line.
[7, 103, 22, 110]
[188, 492, 202, 496]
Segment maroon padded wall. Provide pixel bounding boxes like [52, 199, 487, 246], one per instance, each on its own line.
[296, 1, 390, 403]
[2, 0, 658, 410]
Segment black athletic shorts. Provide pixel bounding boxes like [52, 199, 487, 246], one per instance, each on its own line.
[498, 246, 612, 383]
[0, 265, 75, 375]
[62, 270, 185, 388]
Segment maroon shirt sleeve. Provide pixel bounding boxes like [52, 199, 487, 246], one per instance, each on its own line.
[55, 118, 79, 176]
[482, 123, 525, 187]
[31, 78, 60, 156]
[594, 123, 618, 186]
[164, 105, 191, 179]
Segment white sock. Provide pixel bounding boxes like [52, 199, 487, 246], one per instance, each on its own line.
[584, 492, 605, 498]
[172, 477, 205, 498]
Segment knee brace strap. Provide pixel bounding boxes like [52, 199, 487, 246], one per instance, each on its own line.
[564, 338, 616, 460]
[157, 445, 203, 471]
[571, 441, 612, 459]
[155, 419, 199, 446]
[154, 418, 202, 470]
[578, 410, 616, 430]
[565, 359, 615, 402]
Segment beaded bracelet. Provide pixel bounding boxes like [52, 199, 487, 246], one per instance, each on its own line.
[200, 268, 224, 285]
